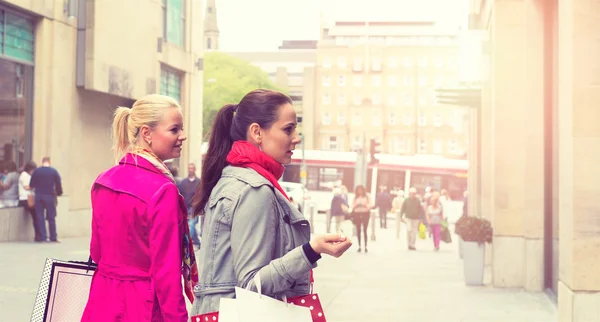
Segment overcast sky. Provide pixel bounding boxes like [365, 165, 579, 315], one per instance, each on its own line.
[215, 0, 469, 52]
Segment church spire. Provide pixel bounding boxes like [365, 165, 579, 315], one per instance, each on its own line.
[204, 0, 219, 50]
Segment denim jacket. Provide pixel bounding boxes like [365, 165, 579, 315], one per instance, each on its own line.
[191, 166, 316, 315]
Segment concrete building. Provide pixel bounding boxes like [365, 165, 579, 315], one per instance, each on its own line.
[469, 0, 600, 320]
[0, 0, 204, 242]
[228, 41, 318, 149]
[204, 0, 219, 50]
[315, 18, 469, 157]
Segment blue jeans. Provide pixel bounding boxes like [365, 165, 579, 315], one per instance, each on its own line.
[188, 207, 201, 246]
[35, 194, 57, 241]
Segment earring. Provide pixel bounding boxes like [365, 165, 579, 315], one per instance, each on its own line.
[258, 144, 263, 152]
[147, 140, 151, 146]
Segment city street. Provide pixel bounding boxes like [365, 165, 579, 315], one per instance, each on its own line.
[0, 215, 557, 322]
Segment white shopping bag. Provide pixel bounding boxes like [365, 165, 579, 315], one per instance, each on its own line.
[218, 273, 312, 322]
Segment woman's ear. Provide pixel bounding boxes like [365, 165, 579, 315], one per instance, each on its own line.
[140, 125, 152, 145]
[248, 123, 262, 145]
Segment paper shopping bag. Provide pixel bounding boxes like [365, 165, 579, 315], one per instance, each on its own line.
[30, 257, 96, 322]
[234, 286, 312, 322]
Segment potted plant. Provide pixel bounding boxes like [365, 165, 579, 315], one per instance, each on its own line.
[454, 216, 493, 285]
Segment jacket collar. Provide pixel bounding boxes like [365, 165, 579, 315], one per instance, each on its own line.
[118, 153, 163, 175]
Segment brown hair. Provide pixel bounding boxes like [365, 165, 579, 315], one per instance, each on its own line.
[192, 89, 292, 216]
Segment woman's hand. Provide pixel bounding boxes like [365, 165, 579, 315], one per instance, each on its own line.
[310, 233, 352, 258]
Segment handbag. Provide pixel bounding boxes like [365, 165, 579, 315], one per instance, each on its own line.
[192, 274, 313, 322]
[31, 257, 96, 322]
[418, 223, 427, 239]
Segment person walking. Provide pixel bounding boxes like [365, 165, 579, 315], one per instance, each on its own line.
[190, 89, 352, 317]
[29, 157, 62, 242]
[0, 161, 19, 208]
[330, 187, 349, 233]
[426, 191, 444, 251]
[178, 163, 201, 248]
[18, 161, 39, 241]
[81, 94, 197, 322]
[352, 185, 371, 253]
[375, 186, 392, 229]
[400, 187, 425, 251]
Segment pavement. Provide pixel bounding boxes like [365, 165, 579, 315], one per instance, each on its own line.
[0, 214, 557, 322]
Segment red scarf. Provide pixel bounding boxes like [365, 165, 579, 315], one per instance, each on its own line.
[226, 141, 289, 200]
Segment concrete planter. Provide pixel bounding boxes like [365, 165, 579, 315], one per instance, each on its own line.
[462, 241, 485, 285]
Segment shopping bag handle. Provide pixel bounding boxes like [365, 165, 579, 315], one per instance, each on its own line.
[246, 272, 262, 297]
[68, 256, 96, 273]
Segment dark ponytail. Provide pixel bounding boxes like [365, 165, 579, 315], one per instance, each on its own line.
[193, 103, 236, 216]
[192, 89, 293, 216]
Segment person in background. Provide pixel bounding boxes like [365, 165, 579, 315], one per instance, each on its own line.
[82, 94, 197, 321]
[462, 190, 469, 218]
[340, 185, 349, 204]
[352, 185, 371, 253]
[330, 187, 349, 233]
[19, 161, 39, 241]
[391, 190, 405, 239]
[169, 164, 182, 185]
[30, 157, 62, 243]
[0, 161, 19, 208]
[178, 163, 201, 248]
[375, 186, 392, 229]
[426, 191, 444, 251]
[400, 187, 425, 251]
[190, 89, 351, 316]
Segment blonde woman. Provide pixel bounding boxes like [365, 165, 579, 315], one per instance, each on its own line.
[426, 191, 444, 251]
[391, 190, 405, 239]
[82, 95, 198, 322]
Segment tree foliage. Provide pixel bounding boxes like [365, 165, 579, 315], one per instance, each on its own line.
[203, 52, 283, 138]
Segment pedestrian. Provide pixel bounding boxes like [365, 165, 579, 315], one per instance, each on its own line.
[190, 89, 352, 317]
[375, 185, 392, 229]
[426, 191, 444, 251]
[81, 94, 197, 322]
[0, 161, 19, 208]
[178, 163, 201, 247]
[352, 185, 371, 253]
[400, 187, 425, 251]
[29, 157, 62, 242]
[18, 161, 39, 241]
[391, 189, 405, 239]
[330, 187, 349, 233]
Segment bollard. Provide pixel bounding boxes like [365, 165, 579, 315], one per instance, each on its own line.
[370, 209, 377, 241]
[396, 213, 402, 239]
[325, 210, 331, 233]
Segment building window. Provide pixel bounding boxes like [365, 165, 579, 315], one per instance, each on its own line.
[372, 94, 382, 105]
[388, 112, 397, 125]
[322, 57, 332, 68]
[337, 93, 347, 105]
[0, 10, 35, 62]
[389, 137, 406, 154]
[434, 76, 444, 88]
[418, 114, 427, 126]
[434, 114, 443, 127]
[387, 56, 398, 68]
[387, 95, 397, 106]
[0, 60, 32, 169]
[322, 76, 331, 86]
[353, 57, 363, 71]
[372, 57, 382, 71]
[402, 113, 413, 126]
[353, 76, 362, 87]
[387, 76, 397, 87]
[337, 56, 347, 68]
[352, 111, 362, 125]
[321, 112, 331, 125]
[322, 136, 343, 151]
[418, 139, 427, 154]
[403, 57, 413, 68]
[449, 139, 458, 154]
[419, 76, 428, 87]
[419, 92, 428, 106]
[206, 38, 212, 49]
[403, 76, 413, 86]
[338, 75, 346, 87]
[433, 139, 443, 154]
[322, 93, 331, 105]
[353, 94, 362, 106]
[352, 136, 361, 150]
[337, 112, 346, 125]
[403, 93, 413, 106]
[160, 67, 182, 101]
[371, 75, 382, 87]
[372, 111, 381, 126]
[163, 0, 185, 47]
[418, 57, 428, 68]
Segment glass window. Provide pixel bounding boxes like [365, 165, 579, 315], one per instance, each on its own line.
[322, 93, 331, 105]
[372, 76, 382, 87]
[388, 112, 397, 125]
[321, 112, 331, 125]
[353, 57, 363, 71]
[372, 94, 382, 105]
[449, 139, 458, 154]
[0, 59, 31, 170]
[403, 57, 413, 68]
[322, 76, 331, 86]
[387, 56, 398, 68]
[337, 93, 347, 105]
[389, 137, 406, 154]
[372, 112, 381, 126]
[160, 67, 181, 101]
[322, 57, 332, 68]
[1, 11, 35, 62]
[352, 111, 362, 125]
[353, 94, 361, 106]
[164, 0, 185, 47]
[387, 76, 397, 87]
[403, 93, 413, 106]
[337, 56, 347, 68]
[337, 112, 346, 125]
[433, 139, 443, 154]
[418, 139, 427, 154]
[387, 94, 397, 106]
[338, 75, 346, 87]
[434, 114, 443, 127]
[402, 113, 413, 125]
[418, 114, 427, 126]
[353, 76, 362, 87]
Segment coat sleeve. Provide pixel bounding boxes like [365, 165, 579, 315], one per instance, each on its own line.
[89, 186, 101, 263]
[148, 184, 188, 322]
[231, 185, 316, 295]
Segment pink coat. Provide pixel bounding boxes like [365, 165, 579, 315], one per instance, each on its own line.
[81, 154, 188, 322]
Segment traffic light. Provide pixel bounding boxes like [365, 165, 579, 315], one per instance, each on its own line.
[369, 138, 381, 164]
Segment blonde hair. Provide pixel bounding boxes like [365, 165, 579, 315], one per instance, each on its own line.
[112, 94, 181, 162]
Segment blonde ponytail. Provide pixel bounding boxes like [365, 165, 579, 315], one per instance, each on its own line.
[112, 107, 133, 163]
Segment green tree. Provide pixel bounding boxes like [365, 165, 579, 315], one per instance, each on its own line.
[203, 52, 284, 138]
